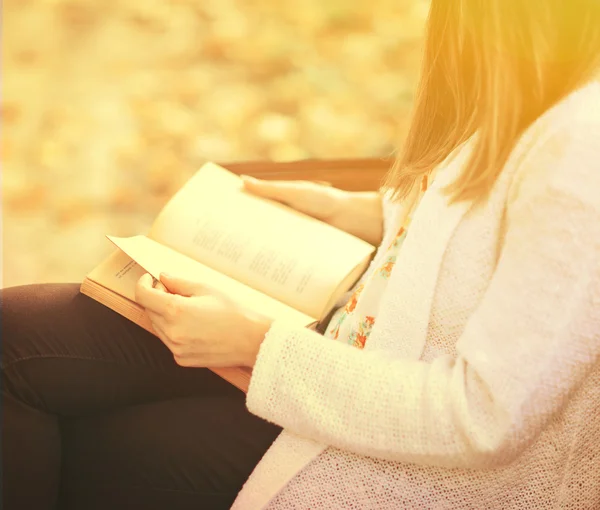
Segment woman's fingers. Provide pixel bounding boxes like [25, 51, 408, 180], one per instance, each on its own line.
[241, 175, 337, 219]
[135, 274, 168, 313]
[312, 180, 333, 187]
[158, 273, 210, 297]
[241, 175, 301, 203]
[153, 278, 168, 292]
[135, 274, 184, 316]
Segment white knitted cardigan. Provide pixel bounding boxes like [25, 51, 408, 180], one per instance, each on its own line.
[231, 81, 600, 510]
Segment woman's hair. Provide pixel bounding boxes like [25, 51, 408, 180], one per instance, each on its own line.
[384, 0, 600, 202]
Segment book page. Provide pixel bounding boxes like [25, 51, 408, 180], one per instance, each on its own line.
[106, 235, 315, 327]
[87, 249, 148, 302]
[148, 163, 374, 319]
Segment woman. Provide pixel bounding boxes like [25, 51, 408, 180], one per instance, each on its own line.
[3, 1, 600, 508]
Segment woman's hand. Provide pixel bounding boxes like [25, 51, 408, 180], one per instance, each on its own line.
[241, 175, 384, 246]
[135, 273, 271, 368]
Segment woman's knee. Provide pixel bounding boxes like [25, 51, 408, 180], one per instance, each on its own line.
[1, 283, 82, 369]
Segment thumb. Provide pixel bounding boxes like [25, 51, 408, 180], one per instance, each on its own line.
[159, 273, 205, 297]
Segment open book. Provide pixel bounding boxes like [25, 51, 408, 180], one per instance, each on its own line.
[80, 163, 375, 392]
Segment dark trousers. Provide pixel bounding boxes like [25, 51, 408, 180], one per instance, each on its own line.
[1, 283, 282, 510]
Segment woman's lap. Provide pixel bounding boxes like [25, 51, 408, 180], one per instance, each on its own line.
[1, 283, 281, 510]
[59, 396, 280, 510]
[1, 283, 238, 402]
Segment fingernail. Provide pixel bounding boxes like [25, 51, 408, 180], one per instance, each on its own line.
[160, 272, 172, 279]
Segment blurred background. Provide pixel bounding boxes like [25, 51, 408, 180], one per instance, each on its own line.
[2, 0, 428, 288]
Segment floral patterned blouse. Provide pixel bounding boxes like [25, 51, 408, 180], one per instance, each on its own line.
[324, 172, 436, 348]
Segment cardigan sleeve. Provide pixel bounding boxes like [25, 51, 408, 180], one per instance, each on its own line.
[246, 120, 600, 470]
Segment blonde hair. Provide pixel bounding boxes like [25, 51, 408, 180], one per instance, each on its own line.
[384, 0, 600, 203]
